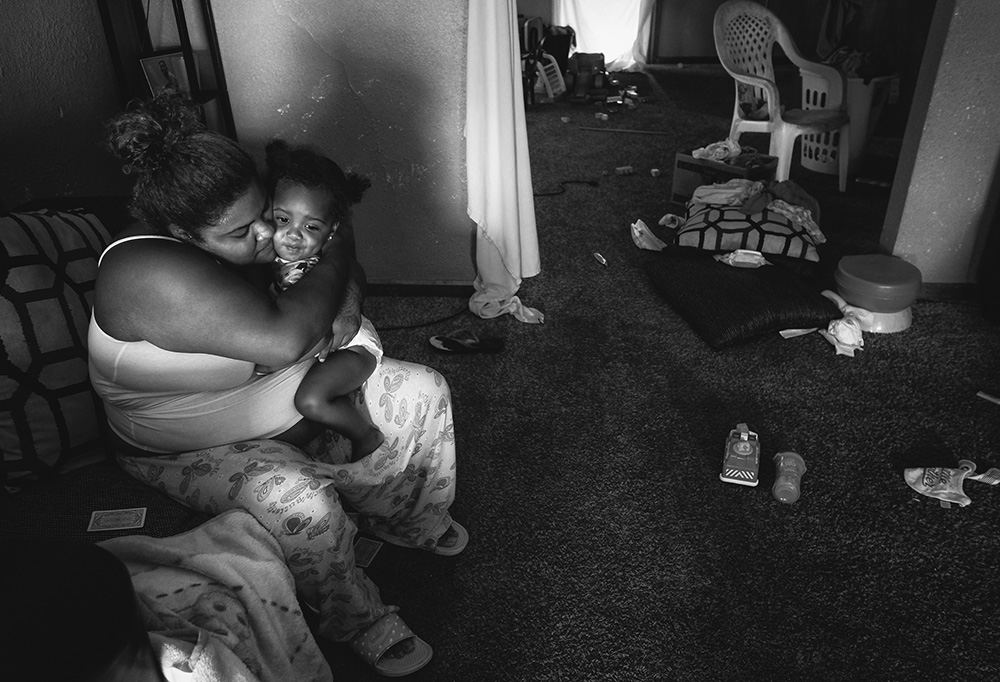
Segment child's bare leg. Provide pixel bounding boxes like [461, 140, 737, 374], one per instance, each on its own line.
[295, 348, 384, 460]
[321, 396, 384, 460]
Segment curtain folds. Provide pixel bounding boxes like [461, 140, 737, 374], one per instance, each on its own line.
[553, 0, 656, 72]
[465, 0, 544, 324]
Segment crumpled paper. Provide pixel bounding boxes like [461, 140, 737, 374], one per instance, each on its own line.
[819, 314, 865, 356]
[658, 213, 683, 229]
[692, 138, 742, 162]
[904, 459, 1000, 508]
[713, 249, 769, 268]
[630, 218, 668, 251]
[768, 199, 826, 244]
[817, 290, 877, 356]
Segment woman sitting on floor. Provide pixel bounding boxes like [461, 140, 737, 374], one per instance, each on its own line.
[88, 92, 467, 678]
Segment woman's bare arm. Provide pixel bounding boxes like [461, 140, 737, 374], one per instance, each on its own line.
[94, 234, 351, 368]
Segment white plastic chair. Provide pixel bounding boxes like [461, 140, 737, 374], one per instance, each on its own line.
[521, 16, 544, 55]
[520, 16, 547, 105]
[520, 16, 566, 104]
[536, 52, 566, 101]
[713, 0, 850, 192]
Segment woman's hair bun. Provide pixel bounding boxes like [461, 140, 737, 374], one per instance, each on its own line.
[106, 91, 204, 175]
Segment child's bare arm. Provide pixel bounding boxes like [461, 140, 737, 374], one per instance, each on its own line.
[322, 222, 368, 357]
[324, 263, 364, 355]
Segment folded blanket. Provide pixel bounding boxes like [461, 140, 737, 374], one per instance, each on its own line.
[101, 510, 332, 682]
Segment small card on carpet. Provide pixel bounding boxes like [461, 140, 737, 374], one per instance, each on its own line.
[354, 537, 383, 568]
[87, 507, 147, 532]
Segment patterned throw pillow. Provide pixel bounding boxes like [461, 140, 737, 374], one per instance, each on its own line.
[1, 209, 112, 478]
[677, 202, 820, 261]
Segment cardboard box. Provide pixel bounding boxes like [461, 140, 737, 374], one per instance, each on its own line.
[670, 152, 778, 204]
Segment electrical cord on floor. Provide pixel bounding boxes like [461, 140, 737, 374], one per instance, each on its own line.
[534, 179, 600, 196]
[378, 303, 469, 331]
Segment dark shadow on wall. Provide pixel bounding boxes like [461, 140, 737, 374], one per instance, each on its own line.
[974, 154, 1000, 323]
[233, 33, 475, 287]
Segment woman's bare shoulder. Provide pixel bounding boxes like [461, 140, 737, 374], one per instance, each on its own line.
[99, 235, 217, 285]
[95, 235, 244, 339]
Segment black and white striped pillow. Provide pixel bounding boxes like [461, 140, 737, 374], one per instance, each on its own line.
[677, 202, 820, 261]
[1, 209, 111, 480]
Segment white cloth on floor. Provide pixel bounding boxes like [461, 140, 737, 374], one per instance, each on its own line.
[690, 179, 764, 206]
[101, 510, 333, 682]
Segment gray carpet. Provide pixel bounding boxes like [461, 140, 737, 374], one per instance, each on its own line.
[5, 66, 1000, 681]
[330, 67, 1000, 680]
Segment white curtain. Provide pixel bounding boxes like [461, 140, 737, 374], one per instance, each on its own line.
[554, 0, 656, 72]
[466, 0, 544, 324]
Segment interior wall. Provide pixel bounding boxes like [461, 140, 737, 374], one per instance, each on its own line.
[651, 0, 727, 60]
[517, 0, 554, 25]
[651, 0, 821, 61]
[211, 0, 474, 286]
[0, 0, 130, 210]
[650, 0, 849, 63]
[881, 0, 1000, 284]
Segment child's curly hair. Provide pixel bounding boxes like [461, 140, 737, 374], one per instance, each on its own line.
[264, 139, 371, 226]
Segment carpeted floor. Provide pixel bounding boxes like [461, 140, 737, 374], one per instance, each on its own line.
[5, 66, 999, 681]
[332, 66, 1000, 680]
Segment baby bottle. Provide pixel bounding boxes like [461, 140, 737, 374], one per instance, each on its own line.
[772, 452, 807, 504]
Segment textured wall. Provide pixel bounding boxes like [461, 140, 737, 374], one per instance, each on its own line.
[213, 0, 474, 285]
[517, 0, 553, 24]
[882, 0, 1000, 283]
[0, 0, 129, 209]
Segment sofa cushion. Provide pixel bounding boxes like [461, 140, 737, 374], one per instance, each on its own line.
[1, 209, 112, 479]
[643, 247, 842, 349]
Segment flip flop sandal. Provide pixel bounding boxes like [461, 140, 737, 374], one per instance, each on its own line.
[350, 613, 433, 677]
[430, 520, 469, 556]
[428, 330, 504, 354]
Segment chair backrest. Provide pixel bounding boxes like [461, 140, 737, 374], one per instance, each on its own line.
[522, 16, 544, 56]
[714, 0, 781, 104]
[537, 53, 566, 100]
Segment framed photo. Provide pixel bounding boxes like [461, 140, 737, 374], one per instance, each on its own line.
[140, 52, 191, 97]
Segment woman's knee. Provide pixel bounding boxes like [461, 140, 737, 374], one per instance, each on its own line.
[386, 358, 451, 394]
[229, 457, 349, 526]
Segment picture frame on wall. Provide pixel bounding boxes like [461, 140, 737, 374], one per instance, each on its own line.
[139, 52, 191, 97]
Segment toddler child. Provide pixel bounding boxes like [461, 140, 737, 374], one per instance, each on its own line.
[265, 139, 384, 460]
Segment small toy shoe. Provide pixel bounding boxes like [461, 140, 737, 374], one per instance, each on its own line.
[904, 459, 1000, 508]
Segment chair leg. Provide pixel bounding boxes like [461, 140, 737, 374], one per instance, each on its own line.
[837, 123, 850, 192]
[729, 118, 742, 143]
[771, 128, 796, 182]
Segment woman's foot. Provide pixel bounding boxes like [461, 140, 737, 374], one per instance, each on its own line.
[431, 520, 469, 556]
[382, 637, 416, 661]
[350, 426, 385, 461]
[367, 521, 469, 556]
[350, 613, 433, 677]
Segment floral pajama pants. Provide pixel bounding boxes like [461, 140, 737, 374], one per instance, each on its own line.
[116, 357, 456, 642]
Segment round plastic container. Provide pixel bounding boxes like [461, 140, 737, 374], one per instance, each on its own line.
[835, 254, 922, 313]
